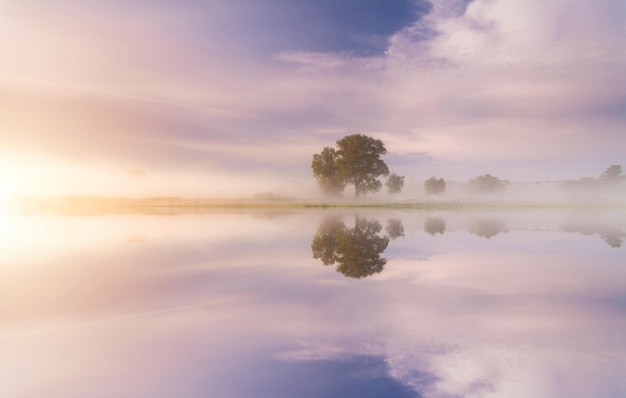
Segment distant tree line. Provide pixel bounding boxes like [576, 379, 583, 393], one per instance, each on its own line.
[311, 135, 623, 198]
[562, 165, 624, 190]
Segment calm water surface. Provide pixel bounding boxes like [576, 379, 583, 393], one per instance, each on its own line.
[1, 210, 625, 398]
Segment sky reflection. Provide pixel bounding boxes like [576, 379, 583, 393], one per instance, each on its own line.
[1, 210, 625, 397]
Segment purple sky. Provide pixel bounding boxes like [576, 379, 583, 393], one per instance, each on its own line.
[0, 0, 625, 197]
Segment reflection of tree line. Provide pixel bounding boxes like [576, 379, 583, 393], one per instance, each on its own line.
[467, 220, 510, 239]
[311, 215, 513, 279]
[312, 216, 622, 278]
[424, 217, 509, 239]
[560, 223, 625, 248]
[424, 216, 623, 246]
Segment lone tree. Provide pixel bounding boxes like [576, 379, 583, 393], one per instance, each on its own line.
[468, 174, 508, 192]
[386, 173, 404, 194]
[424, 177, 446, 195]
[311, 147, 345, 196]
[312, 134, 389, 198]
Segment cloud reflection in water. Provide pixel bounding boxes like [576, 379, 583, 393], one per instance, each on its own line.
[1, 210, 625, 397]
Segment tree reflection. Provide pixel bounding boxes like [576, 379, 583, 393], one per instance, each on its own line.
[310, 216, 344, 265]
[312, 216, 390, 278]
[385, 218, 404, 239]
[424, 217, 446, 236]
[600, 232, 622, 248]
[562, 224, 624, 248]
[468, 220, 509, 239]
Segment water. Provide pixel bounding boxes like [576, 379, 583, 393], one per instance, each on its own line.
[1, 209, 625, 398]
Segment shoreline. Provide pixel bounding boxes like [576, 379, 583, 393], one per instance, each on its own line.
[12, 196, 626, 216]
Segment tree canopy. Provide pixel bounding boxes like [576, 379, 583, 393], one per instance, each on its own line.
[312, 134, 390, 198]
[424, 177, 446, 195]
[386, 173, 404, 194]
[600, 164, 624, 184]
[311, 147, 345, 196]
[468, 174, 508, 192]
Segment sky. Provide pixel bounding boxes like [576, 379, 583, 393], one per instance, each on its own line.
[0, 0, 625, 198]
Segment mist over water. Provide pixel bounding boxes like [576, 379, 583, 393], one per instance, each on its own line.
[1, 209, 625, 398]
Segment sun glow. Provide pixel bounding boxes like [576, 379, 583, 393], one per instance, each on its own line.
[0, 183, 10, 208]
[0, 171, 21, 210]
[0, 151, 114, 200]
[0, 153, 43, 202]
[0, 158, 28, 252]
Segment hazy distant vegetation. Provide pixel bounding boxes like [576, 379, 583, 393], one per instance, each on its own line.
[11, 141, 624, 212]
[310, 134, 624, 202]
[385, 173, 404, 195]
[562, 165, 624, 190]
[424, 177, 446, 195]
[468, 174, 509, 192]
